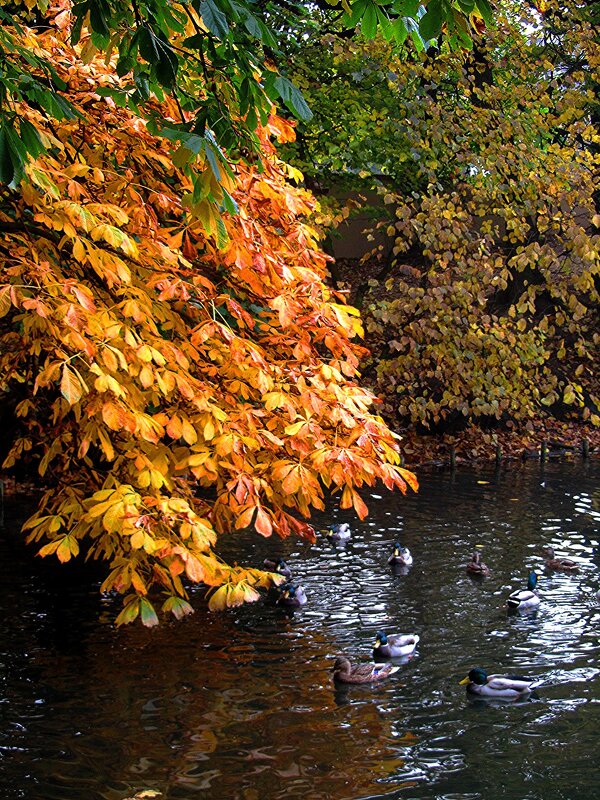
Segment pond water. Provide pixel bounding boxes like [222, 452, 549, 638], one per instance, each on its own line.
[1, 460, 599, 800]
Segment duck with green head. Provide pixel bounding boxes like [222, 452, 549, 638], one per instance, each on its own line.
[275, 583, 307, 607]
[373, 631, 419, 659]
[459, 667, 541, 700]
[507, 571, 540, 610]
[388, 542, 413, 567]
[333, 656, 399, 684]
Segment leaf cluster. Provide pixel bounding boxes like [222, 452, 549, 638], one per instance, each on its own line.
[0, 14, 416, 624]
[358, 0, 599, 430]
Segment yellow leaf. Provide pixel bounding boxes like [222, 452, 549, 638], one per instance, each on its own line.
[97, 428, 115, 461]
[181, 418, 197, 445]
[139, 365, 154, 388]
[60, 364, 83, 405]
[204, 418, 216, 440]
[130, 529, 145, 549]
[352, 490, 369, 520]
[138, 345, 153, 362]
[38, 539, 61, 558]
[398, 468, 419, 494]
[284, 420, 305, 436]
[57, 534, 78, 563]
[282, 465, 302, 495]
[208, 585, 228, 611]
[103, 501, 125, 533]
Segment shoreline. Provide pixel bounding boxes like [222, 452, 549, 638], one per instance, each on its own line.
[397, 419, 600, 471]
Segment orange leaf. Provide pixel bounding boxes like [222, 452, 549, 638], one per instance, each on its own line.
[254, 507, 273, 537]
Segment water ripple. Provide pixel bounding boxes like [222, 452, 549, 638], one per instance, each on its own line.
[1, 461, 599, 800]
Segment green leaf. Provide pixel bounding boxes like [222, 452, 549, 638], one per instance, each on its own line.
[0, 126, 15, 186]
[420, 0, 443, 41]
[138, 26, 161, 65]
[343, 0, 368, 28]
[475, 0, 493, 25]
[19, 120, 46, 160]
[361, 4, 378, 39]
[198, 0, 230, 40]
[273, 76, 313, 122]
[391, 17, 409, 44]
[221, 187, 238, 215]
[204, 140, 223, 181]
[154, 39, 179, 87]
[140, 597, 159, 627]
[215, 216, 229, 249]
[96, 86, 130, 107]
[405, 17, 425, 51]
[115, 597, 140, 626]
[393, 0, 420, 15]
[89, 0, 110, 38]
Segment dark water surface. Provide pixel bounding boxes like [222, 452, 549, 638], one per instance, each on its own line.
[1, 460, 599, 800]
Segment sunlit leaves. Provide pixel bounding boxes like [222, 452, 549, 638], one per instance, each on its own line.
[0, 10, 417, 625]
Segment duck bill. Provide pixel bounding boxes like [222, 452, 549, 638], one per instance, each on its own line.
[459, 676, 470, 685]
[373, 641, 380, 650]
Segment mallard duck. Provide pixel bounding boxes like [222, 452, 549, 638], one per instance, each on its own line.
[459, 667, 541, 699]
[466, 551, 490, 577]
[388, 542, 413, 566]
[263, 557, 292, 579]
[326, 523, 351, 542]
[542, 547, 580, 572]
[373, 631, 419, 659]
[275, 582, 307, 607]
[507, 571, 540, 610]
[333, 656, 399, 684]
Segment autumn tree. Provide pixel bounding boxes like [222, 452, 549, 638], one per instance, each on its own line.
[1, 0, 492, 197]
[284, 0, 600, 432]
[0, 5, 421, 625]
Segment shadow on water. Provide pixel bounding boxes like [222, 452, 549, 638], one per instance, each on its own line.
[1, 460, 600, 800]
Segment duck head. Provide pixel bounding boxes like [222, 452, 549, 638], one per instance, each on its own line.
[373, 631, 388, 649]
[459, 667, 487, 685]
[527, 571, 538, 590]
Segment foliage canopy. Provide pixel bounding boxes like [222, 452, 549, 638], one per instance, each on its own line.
[283, 0, 600, 431]
[0, 5, 420, 624]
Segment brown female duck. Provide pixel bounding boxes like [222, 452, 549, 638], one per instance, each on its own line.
[543, 547, 579, 572]
[466, 551, 490, 577]
[332, 656, 399, 684]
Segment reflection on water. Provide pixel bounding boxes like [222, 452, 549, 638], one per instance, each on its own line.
[1, 460, 599, 800]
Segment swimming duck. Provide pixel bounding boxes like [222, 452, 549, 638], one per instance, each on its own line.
[275, 583, 307, 607]
[466, 551, 490, 577]
[373, 631, 420, 659]
[459, 667, 541, 699]
[263, 557, 292, 579]
[507, 571, 540, 610]
[542, 547, 580, 573]
[333, 656, 399, 684]
[388, 542, 413, 566]
[326, 523, 351, 542]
